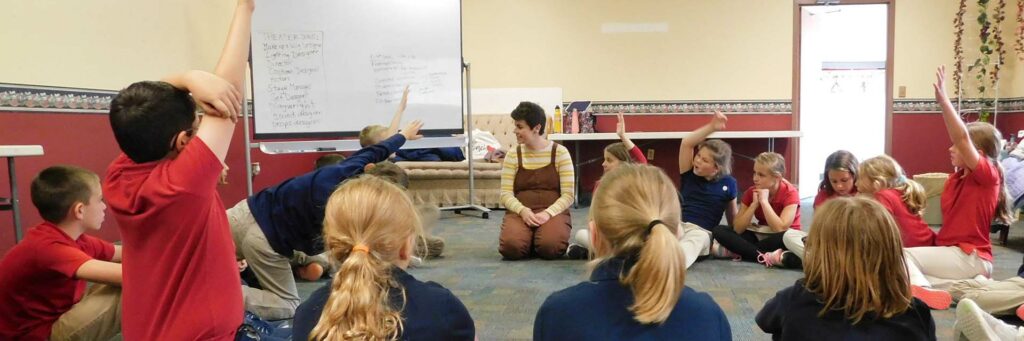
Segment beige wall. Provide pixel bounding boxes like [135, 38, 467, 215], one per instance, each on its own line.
[0, 0, 233, 90]
[2, 0, 1021, 99]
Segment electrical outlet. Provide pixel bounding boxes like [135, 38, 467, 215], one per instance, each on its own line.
[646, 149, 655, 161]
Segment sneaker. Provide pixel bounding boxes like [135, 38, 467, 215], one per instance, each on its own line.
[565, 244, 589, 260]
[415, 235, 445, 259]
[710, 242, 739, 260]
[756, 249, 787, 268]
[954, 298, 1004, 341]
[912, 285, 952, 310]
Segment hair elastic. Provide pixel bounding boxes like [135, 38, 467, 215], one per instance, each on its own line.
[351, 244, 371, 254]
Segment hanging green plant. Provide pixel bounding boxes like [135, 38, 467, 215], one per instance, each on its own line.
[1016, 0, 1024, 60]
[954, 0, 968, 99]
[969, 0, 995, 121]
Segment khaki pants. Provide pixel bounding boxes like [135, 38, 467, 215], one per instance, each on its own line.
[49, 284, 121, 341]
[572, 222, 710, 269]
[949, 277, 1024, 316]
[227, 200, 301, 320]
[905, 246, 992, 288]
[782, 229, 808, 259]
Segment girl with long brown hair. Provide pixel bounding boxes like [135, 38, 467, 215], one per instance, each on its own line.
[758, 197, 935, 340]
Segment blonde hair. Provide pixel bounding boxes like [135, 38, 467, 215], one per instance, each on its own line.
[696, 139, 734, 180]
[804, 197, 913, 324]
[310, 176, 424, 341]
[859, 155, 927, 215]
[359, 125, 388, 148]
[589, 164, 685, 324]
[967, 122, 1016, 224]
[754, 152, 786, 177]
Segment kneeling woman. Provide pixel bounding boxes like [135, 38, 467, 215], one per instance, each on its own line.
[498, 101, 575, 260]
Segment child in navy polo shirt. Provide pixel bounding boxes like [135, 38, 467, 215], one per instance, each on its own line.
[0, 166, 122, 340]
[227, 121, 423, 320]
[758, 197, 935, 340]
[292, 176, 474, 340]
[677, 111, 739, 267]
[535, 165, 731, 341]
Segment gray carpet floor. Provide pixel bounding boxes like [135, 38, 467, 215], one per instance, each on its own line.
[293, 203, 1024, 340]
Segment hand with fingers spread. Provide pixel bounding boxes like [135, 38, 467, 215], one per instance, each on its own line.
[933, 65, 949, 103]
[400, 120, 424, 140]
[186, 70, 242, 122]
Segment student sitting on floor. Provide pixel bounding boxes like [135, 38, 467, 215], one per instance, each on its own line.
[566, 113, 649, 259]
[534, 164, 731, 340]
[0, 166, 123, 340]
[904, 66, 1016, 310]
[758, 197, 936, 340]
[292, 176, 475, 341]
[712, 152, 801, 268]
[782, 149, 859, 268]
[103, 0, 252, 338]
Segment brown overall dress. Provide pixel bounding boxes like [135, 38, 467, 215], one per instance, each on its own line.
[498, 143, 572, 260]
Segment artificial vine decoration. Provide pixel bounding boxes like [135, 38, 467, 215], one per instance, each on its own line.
[969, 0, 994, 120]
[992, 0, 1006, 89]
[954, 0, 968, 99]
[1016, 0, 1024, 60]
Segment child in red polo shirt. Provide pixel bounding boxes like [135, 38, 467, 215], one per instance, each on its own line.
[903, 66, 1016, 310]
[781, 150, 859, 265]
[103, 1, 254, 339]
[712, 152, 801, 268]
[857, 155, 935, 247]
[0, 166, 122, 341]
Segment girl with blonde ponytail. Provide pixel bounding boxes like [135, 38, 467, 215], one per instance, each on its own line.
[856, 155, 935, 247]
[534, 164, 730, 340]
[292, 176, 474, 341]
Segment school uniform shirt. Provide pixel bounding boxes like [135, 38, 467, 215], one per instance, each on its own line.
[292, 267, 475, 341]
[393, 147, 465, 162]
[628, 145, 648, 164]
[0, 223, 115, 340]
[813, 187, 857, 209]
[757, 280, 936, 341]
[874, 189, 935, 248]
[740, 179, 802, 230]
[534, 257, 731, 341]
[248, 134, 406, 257]
[937, 158, 1000, 261]
[104, 137, 242, 340]
[679, 170, 738, 230]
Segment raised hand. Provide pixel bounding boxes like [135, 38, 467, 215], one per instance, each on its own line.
[187, 70, 242, 121]
[710, 110, 727, 131]
[400, 120, 424, 140]
[933, 65, 949, 102]
[616, 113, 626, 138]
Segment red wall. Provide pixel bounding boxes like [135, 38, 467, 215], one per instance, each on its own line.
[892, 111, 1024, 176]
[0, 111, 328, 252]
[3, 110, 1023, 252]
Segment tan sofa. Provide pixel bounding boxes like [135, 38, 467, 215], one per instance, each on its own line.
[396, 114, 519, 209]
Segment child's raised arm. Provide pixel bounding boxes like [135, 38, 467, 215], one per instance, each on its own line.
[616, 113, 635, 150]
[934, 65, 981, 170]
[679, 111, 726, 174]
[195, 0, 255, 163]
[386, 85, 411, 136]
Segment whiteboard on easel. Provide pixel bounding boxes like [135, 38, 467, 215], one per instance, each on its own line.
[250, 0, 463, 139]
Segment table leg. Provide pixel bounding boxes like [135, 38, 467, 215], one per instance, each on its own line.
[8, 157, 22, 242]
[574, 141, 580, 209]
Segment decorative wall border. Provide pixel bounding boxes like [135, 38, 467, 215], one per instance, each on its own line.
[0, 83, 117, 114]
[2, 82, 1023, 115]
